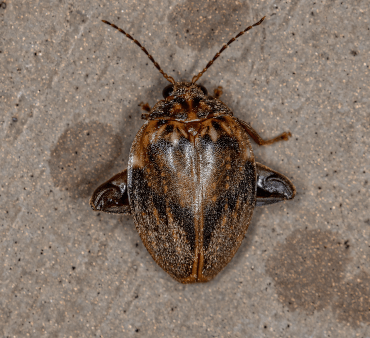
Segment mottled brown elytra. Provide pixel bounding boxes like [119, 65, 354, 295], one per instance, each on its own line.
[90, 16, 296, 283]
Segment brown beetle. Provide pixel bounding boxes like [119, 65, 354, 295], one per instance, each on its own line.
[90, 16, 295, 283]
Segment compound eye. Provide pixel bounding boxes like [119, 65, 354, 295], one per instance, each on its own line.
[162, 84, 174, 99]
[198, 85, 208, 96]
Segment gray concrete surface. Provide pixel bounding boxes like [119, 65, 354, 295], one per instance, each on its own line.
[1, 0, 369, 337]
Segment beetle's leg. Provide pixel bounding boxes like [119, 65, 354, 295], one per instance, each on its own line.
[237, 118, 292, 146]
[139, 102, 151, 120]
[255, 162, 296, 206]
[139, 102, 151, 112]
[213, 86, 223, 99]
[90, 169, 131, 214]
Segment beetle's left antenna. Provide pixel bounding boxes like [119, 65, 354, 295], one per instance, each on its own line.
[102, 20, 175, 84]
[192, 16, 266, 84]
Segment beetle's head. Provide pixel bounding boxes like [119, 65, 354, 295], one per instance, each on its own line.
[144, 81, 231, 121]
[162, 81, 208, 100]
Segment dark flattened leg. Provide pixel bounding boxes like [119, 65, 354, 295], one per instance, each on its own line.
[213, 86, 223, 99]
[90, 169, 131, 214]
[237, 118, 292, 146]
[256, 162, 296, 206]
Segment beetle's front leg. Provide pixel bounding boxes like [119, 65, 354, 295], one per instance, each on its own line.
[213, 86, 223, 99]
[237, 118, 292, 146]
[139, 102, 151, 112]
[90, 169, 131, 214]
[139, 102, 151, 120]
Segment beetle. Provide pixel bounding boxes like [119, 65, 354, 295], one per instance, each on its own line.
[90, 16, 296, 283]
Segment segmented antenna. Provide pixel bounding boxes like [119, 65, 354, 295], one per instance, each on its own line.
[192, 16, 266, 84]
[102, 20, 175, 84]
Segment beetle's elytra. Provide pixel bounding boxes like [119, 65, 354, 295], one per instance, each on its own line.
[90, 16, 296, 283]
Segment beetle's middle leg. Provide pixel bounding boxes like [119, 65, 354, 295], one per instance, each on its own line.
[237, 118, 291, 146]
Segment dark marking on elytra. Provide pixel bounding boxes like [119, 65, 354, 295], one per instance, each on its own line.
[132, 168, 197, 248]
[200, 133, 241, 154]
[49, 121, 122, 199]
[130, 168, 195, 280]
[202, 158, 255, 252]
[168, 202, 196, 252]
[164, 124, 174, 134]
[203, 200, 226, 251]
[156, 119, 167, 127]
[202, 139, 255, 251]
[211, 120, 222, 131]
[147, 138, 173, 169]
[152, 193, 168, 221]
[216, 116, 226, 122]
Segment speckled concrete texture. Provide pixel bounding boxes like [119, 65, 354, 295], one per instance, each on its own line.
[1, 0, 369, 337]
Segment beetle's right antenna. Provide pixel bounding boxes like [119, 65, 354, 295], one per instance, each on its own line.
[102, 20, 175, 84]
[192, 16, 266, 84]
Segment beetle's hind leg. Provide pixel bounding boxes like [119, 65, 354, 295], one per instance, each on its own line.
[237, 118, 291, 146]
[90, 169, 131, 214]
